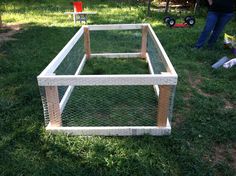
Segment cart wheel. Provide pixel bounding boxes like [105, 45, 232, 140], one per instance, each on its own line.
[187, 17, 195, 26]
[167, 18, 176, 27]
[184, 16, 192, 23]
[164, 16, 171, 24]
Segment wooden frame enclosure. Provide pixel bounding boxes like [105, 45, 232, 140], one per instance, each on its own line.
[37, 24, 178, 136]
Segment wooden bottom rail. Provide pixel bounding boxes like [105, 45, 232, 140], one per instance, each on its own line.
[46, 125, 171, 136]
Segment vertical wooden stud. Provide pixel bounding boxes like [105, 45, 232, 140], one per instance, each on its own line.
[157, 85, 172, 127]
[45, 86, 62, 127]
[84, 26, 91, 59]
[141, 25, 148, 59]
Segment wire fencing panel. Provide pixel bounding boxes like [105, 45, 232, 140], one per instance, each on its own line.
[147, 32, 166, 74]
[54, 34, 85, 101]
[90, 30, 142, 53]
[61, 85, 158, 127]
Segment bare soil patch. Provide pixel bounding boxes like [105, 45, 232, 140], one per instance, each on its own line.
[213, 144, 236, 170]
[204, 143, 236, 171]
[188, 73, 213, 97]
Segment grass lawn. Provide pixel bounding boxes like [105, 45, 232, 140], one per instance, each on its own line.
[0, 0, 236, 175]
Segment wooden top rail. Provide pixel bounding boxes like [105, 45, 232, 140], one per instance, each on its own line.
[147, 24, 177, 76]
[38, 74, 177, 86]
[87, 24, 149, 31]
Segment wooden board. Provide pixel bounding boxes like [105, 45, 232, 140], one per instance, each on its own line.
[146, 53, 160, 96]
[46, 123, 171, 136]
[38, 74, 177, 86]
[45, 86, 62, 127]
[141, 25, 148, 58]
[88, 24, 148, 31]
[157, 85, 172, 127]
[90, 53, 141, 58]
[84, 26, 91, 59]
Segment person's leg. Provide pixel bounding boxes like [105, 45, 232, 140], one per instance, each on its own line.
[207, 13, 234, 46]
[195, 11, 218, 48]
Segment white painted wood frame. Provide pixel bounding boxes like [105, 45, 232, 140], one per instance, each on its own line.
[37, 24, 178, 136]
[38, 74, 177, 86]
[46, 119, 171, 136]
[87, 24, 148, 31]
[90, 53, 141, 58]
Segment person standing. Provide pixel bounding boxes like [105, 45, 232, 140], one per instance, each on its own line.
[195, 0, 235, 48]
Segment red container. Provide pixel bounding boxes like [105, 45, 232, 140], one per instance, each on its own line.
[73, 2, 83, 12]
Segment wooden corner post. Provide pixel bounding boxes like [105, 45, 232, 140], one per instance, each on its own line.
[157, 85, 172, 127]
[141, 25, 148, 59]
[84, 26, 91, 59]
[45, 86, 62, 127]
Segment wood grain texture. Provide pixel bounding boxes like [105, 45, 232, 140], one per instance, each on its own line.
[141, 25, 148, 58]
[157, 85, 172, 127]
[84, 26, 91, 59]
[45, 86, 62, 127]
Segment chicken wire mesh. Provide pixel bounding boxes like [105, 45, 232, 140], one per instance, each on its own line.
[39, 84, 176, 127]
[54, 34, 85, 101]
[38, 25, 177, 130]
[147, 32, 166, 74]
[90, 29, 142, 53]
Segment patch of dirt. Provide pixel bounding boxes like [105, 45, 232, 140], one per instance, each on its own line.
[188, 73, 213, 97]
[0, 23, 23, 46]
[172, 113, 184, 127]
[204, 143, 236, 171]
[214, 144, 236, 170]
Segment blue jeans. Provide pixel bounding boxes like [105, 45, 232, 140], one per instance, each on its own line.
[195, 11, 234, 48]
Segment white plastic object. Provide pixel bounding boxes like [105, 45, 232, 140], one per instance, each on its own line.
[223, 58, 236, 68]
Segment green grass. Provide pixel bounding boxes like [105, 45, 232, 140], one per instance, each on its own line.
[0, 0, 236, 175]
